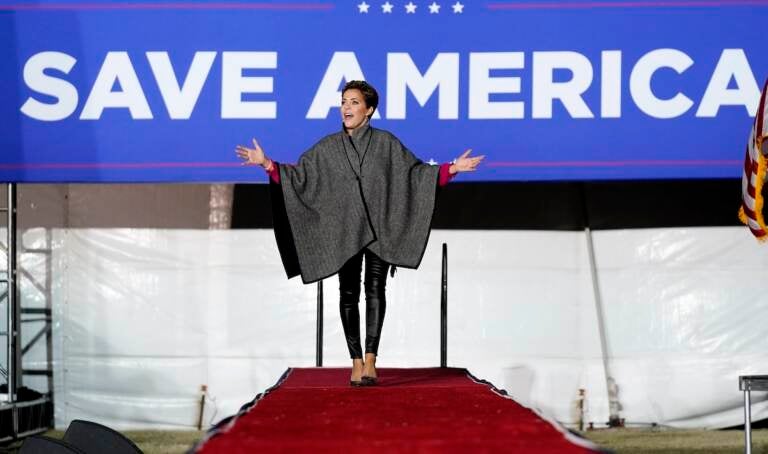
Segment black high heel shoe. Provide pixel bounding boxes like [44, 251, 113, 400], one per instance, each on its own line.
[350, 379, 363, 387]
[361, 376, 378, 386]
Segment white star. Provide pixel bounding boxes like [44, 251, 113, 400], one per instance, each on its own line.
[381, 1, 394, 13]
[451, 1, 463, 13]
[427, 158, 438, 165]
[357, 1, 370, 13]
[428, 1, 440, 13]
[405, 1, 417, 13]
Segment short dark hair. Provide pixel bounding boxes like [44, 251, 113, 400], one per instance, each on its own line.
[343, 80, 379, 117]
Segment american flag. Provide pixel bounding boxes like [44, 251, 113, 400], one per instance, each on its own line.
[740, 78, 768, 240]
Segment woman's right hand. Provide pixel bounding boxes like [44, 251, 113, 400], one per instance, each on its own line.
[236, 139, 271, 168]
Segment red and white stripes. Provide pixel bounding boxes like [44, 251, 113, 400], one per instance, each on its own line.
[739, 78, 768, 239]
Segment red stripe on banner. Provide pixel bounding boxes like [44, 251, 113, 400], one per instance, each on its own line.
[0, 2, 333, 11]
[0, 161, 242, 169]
[486, 1, 768, 10]
[748, 185, 756, 199]
[486, 159, 740, 168]
[0, 160, 741, 170]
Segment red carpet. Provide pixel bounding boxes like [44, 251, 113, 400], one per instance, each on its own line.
[195, 367, 603, 453]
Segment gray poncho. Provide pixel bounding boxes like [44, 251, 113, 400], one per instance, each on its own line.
[271, 124, 440, 284]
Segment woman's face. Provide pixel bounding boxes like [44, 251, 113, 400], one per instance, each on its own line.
[341, 89, 374, 133]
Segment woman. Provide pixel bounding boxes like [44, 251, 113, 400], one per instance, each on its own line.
[236, 81, 483, 386]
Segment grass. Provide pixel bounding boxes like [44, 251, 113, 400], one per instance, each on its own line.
[118, 430, 206, 454]
[1, 428, 765, 453]
[0, 430, 206, 454]
[580, 427, 768, 453]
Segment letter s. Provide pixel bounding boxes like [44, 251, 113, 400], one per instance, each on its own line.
[20, 52, 78, 121]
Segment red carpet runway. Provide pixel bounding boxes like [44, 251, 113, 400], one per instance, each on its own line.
[195, 367, 604, 453]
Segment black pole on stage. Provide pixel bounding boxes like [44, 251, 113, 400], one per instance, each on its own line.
[440, 243, 447, 368]
[7, 184, 19, 402]
[316, 280, 323, 367]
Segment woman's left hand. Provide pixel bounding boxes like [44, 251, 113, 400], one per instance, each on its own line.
[450, 149, 485, 174]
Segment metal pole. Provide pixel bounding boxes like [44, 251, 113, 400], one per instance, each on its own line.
[584, 226, 621, 426]
[6, 184, 17, 402]
[45, 230, 54, 405]
[580, 185, 621, 427]
[196, 384, 207, 431]
[745, 387, 752, 454]
[316, 280, 323, 367]
[440, 243, 447, 368]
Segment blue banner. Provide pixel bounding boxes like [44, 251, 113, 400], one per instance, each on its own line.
[1, 0, 767, 182]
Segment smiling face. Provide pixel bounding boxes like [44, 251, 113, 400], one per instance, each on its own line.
[341, 88, 374, 134]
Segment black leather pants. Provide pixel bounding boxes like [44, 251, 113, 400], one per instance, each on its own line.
[338, 249, 390, 359]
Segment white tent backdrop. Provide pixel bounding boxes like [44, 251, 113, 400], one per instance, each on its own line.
[10, 227, 768, 430]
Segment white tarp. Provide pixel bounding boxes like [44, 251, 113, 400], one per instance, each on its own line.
[595, 229, 768, 428]
[9, 227, 768, 430]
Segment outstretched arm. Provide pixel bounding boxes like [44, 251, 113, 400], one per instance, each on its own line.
[438, 149, 485, 186]
[235, 138, 280, 182]
[236, 138, 273, 169]
[450, 149, 485, 174]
